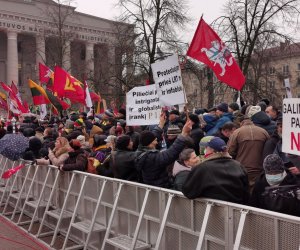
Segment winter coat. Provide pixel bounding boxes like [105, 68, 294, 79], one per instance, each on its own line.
[206, 113, 233, 136]
[251, 111, 276, 136]
[190, 124, 204, 155]
[135, 135, 189, 188]
[249, 171, 300, 213]
[110, 149, 138, 181]
[201, 114, 218, 132]
[182, 152, 249, 204]
[228, 120, 269, 176]
[90, 145, 113, 177]
[262, 132, 281, 160]
[22, 137, 42, 161]
[172, 161, 191, 191]
[62, 149, 87, 172]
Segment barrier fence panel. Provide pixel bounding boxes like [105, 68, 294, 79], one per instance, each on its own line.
[0, 155, 300, 250]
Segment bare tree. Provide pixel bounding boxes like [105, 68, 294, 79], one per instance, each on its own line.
[116, 0, 190, 83]
[215, 0, 300, 99]
[43, 0, 76, 69]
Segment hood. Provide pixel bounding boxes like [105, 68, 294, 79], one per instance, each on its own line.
[172, 161, 191, 176]
[251, 111, 271, 126]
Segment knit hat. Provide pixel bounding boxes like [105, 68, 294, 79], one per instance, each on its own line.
[246, 105, 261, 118]
[105, 109, 114, 118]
[229, 102, 240, 112]
[140, 131, 156, 146]
[200, 137, 227, 152]
[105, 135, 117, 143]
[167, 125, 181, 136]
[76, 135, 86, 146]
[263, 154, 285, 173]
[216, 103, 228, 113]
[116, 135, 131, 150]
[74, 119, 85, 128]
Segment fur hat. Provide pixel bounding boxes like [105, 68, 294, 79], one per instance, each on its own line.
[140, 131, 156, 146]
[246, 105, 261, 118]
[217, 103, 228, 113]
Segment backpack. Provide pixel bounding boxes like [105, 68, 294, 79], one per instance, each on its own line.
[261, 185, 300, 216]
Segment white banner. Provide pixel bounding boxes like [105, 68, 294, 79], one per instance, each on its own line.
[284, 78, 293, 98]
[126, 85, 161, 126]
[151, 54, 186, 106]
[282, 98, 300, 155]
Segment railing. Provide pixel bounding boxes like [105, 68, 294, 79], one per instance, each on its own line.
[0, 154, 300, 250]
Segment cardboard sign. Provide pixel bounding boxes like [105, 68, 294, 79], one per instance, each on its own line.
[151, 54, 186, 106]
[126, 85, 161, 126]
[282, 98, 300, 155]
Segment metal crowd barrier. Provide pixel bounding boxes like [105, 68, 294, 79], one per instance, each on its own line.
[0, 154, 300, 250]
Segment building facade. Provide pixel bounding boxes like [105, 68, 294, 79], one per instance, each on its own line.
[0, 0, 131, 104]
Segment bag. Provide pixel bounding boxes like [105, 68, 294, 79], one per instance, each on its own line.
[261, 185, 300, 216]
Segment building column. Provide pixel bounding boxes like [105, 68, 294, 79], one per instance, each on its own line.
[36, 35, 46, 79]
[85, 42, 94, 78]
[63, 40, 71, 72]
[7, 30, 18, 85]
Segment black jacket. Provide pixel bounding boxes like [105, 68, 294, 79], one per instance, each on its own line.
[190, 124, 204, 155]
[135, 135, 189, 188]
[182, 153, 249, 204]
[111, 150, 138, 181]
[62, 149, 87, 172]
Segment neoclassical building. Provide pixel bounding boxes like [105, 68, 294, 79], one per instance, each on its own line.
[0, 0, 132, 103]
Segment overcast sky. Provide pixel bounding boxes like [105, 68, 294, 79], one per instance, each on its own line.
[75, 0, 225, 41]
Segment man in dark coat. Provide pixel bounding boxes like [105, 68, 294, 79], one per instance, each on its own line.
[183, 137, 249, 204]
[135, 114, 192, 188]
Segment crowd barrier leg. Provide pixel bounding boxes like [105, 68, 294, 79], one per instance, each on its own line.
[154, 193, 174, 250]
[105, 188, 151, 250]
[196, 202, 214, 250]
[2, 159, 27, 215]
[0, 159, 17, 207]
[36, 169, 61, 238]
[26, 167, 52, 231]
[17, 164, 43, 225]
[101, 182, 123, 250]
[233, 209, 249, 250]
[63, 178, 107, 250]
[0, 157, 8, 186]
[49, 172, 76, 247]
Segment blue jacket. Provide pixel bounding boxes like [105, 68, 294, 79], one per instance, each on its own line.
[206, 113, 233, 136]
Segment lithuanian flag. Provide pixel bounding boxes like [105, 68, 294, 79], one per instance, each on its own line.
[28, 79, 50, 105]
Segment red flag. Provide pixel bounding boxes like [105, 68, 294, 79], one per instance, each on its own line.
[2, 164, 25, 179]
[0, 82, 27, 113]
[53, 66, 85, 103]
[11, 81, 18, 96]
[187, 18, 245, 90]
[39, 63, 54, 90]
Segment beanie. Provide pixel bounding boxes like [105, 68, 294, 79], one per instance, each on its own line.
[217, 103, 228, 113]
[263, 154, 285, 173]
[116, 135, 131, 150]
[140, 131, 156, 146]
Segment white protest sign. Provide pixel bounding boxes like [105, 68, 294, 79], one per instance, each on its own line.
[282, 98, 300, 155]
[151, 54, 186, 106]
[126, 84, 161, 126]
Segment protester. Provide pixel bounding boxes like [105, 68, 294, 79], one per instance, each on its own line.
[228, 115, 269, 191]
[135, 113, 193, 188]
[183, 137, 249, 204]
[188, 114, 204, 155]
[37, 136, 71, 167]
[265, 105, 282, 122]
[249, 154, 300, 216]
[213, 122, 238, 144]
[172, 148, 200, 191]
[59, 139, 87, 172]
[23, 137, 42, 161]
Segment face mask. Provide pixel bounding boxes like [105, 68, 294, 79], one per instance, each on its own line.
[265, 172, 285, 186]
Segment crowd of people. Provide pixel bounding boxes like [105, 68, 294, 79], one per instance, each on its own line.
[0, 99, 300, 216]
